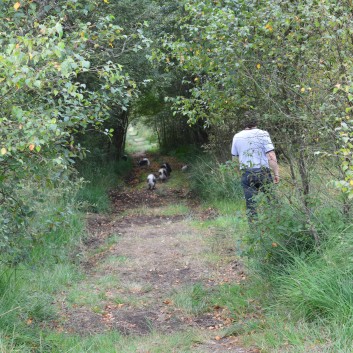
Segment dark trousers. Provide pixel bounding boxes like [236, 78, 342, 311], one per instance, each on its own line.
[241, 168, 273, 219]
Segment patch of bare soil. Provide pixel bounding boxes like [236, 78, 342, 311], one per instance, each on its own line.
[49, 154, 256, 352]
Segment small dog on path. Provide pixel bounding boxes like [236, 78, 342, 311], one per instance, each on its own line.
[160, 162, 172, 176]
[158, 168, 168, 182]
[138, 158, 150, 167]
[147, 174, 156, 190]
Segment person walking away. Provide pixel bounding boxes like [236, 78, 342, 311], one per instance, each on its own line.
[231, 112, 280, 220]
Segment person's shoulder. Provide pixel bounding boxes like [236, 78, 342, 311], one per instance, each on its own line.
[253, 128, 268, 133]
[253, 128, 270, 136]
[233, 130, 246, 138]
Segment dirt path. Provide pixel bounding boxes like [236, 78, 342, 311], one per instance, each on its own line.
[50, 154, 258, 352]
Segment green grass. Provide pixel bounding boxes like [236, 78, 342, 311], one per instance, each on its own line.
[171, 282, 256, 318]
[76, 159, 132, 213]
[66, 273, 121, 309]
[99, 255, 128, 267]
[125, 123, 158, 154]
[187, 156, 243, 201]
[172, 283, 209, 315]
[0, 218, 85, 351]
[208, 283, 255, 317]
[193, 199, 247, 231]
[230, 231, 353, 352]
[122, 202, 190, 217]
[42, 330, 201, 353]
[271, 235, 353, 322]
[240, 313, 353, 353]
[87, 233, 121, 258]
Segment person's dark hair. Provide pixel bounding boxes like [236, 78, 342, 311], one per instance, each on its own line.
[243, 110, 258, 129]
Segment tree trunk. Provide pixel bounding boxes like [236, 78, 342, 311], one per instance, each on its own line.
[112, 109, 129, 160]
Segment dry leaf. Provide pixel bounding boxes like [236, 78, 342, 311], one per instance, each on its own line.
[14, 2, 21, 10]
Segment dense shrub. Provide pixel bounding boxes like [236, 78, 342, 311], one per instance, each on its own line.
[244, 187, 348, 271]
[0, 167, 84, 265]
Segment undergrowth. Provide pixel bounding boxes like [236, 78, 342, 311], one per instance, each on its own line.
[189, 154, 353, 352]
[76, 158, 132, 213]
[0, 156, 133, 352]
[0, 199, 84, 351]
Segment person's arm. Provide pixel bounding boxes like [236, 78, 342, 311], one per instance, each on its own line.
[266, 150, 280, 184]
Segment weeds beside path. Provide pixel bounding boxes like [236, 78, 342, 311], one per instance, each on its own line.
[50, 154, 257, 352]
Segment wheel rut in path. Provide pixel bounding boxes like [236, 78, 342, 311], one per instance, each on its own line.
[51, 155, 258, 352]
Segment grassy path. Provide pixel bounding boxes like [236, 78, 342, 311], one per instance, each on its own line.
[48, 153, 257, 352]
[125, 126, 157, 154]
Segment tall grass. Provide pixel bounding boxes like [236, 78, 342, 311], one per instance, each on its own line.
[187, 156, 243, 201]
[76, 158, 132, 213]
[0, 205, 84, 350]
[273, 234, 353, 323]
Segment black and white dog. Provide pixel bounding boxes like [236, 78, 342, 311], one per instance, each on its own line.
[147, 173, 156, 190]
[158, 168, 168, 182]
[160, 162, 172, 176]
[138, 158, 150, 167]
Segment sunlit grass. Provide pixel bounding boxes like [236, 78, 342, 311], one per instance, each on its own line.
[125, 123, 158, 154]
[122, 203, 190, 217]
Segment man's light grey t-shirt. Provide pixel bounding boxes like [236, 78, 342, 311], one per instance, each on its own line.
[231, 128, 274, 169]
